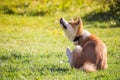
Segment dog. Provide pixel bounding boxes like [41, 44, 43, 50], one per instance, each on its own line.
[60, 18, 108, 72]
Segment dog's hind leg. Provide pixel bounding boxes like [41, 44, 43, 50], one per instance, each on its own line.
[73, 45, 83, 54]
[71, 45, 83, 68]
[66, 47, 73, 67]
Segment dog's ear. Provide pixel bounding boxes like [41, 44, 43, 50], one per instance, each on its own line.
[75, 17, 80, 25]
[75, 17, 83, 26]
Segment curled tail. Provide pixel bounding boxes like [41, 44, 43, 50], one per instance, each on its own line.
[82, 62, 97, 72]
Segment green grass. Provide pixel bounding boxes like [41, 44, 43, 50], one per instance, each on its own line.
[0, 14, 120, 80]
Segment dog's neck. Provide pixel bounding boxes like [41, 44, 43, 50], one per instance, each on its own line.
[73, 30, 91, 45]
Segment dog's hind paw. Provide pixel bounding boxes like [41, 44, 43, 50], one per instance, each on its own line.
[66, 47, 72, 58]
[66, 47, 72, 66]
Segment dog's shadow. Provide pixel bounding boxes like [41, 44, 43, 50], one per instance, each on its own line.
[49, 67, 69, 72]
[38, 65, 69, 75]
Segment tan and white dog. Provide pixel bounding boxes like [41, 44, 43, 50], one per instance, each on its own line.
[60, 18, 108, 72]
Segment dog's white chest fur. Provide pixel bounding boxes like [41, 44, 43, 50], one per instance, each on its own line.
[82, 30, 91, 40]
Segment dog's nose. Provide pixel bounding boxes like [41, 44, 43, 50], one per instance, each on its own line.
[60, 18, 63, 23]
[60, 18, 63, 21]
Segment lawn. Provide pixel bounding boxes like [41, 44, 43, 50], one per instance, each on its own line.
[0, 0, 120, 80]
[0, 14, 120, 80]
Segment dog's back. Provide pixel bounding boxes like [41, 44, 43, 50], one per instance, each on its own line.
[72, 34, 107, 72]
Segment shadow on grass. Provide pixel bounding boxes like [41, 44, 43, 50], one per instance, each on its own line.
[1, 6, 47, 16]
[37, 64, 69, 75]
[83, 10, 120, 28]
[0, 51, 32, 64]
[49, 67, 69, 72]
[0, 51, 22, 61]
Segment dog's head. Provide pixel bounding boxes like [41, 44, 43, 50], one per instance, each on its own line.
[60, 18, 83, 41]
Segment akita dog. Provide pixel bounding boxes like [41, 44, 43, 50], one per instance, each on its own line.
[60, 18, 108, 72]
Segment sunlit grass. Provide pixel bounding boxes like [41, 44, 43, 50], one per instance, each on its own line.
[0, 14, 120, 80]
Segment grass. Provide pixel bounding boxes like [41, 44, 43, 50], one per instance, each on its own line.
[0, 14, 120, 80]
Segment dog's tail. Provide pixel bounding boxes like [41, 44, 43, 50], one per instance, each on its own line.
[82, 62, 97, 72]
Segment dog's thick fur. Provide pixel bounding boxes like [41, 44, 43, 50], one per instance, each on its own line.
[60, 18, 108, 72]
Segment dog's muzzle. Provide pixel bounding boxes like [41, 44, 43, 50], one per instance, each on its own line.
[60, 18, 67, 29]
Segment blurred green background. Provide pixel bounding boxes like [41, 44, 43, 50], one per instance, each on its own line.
[0, 0, 120, 27]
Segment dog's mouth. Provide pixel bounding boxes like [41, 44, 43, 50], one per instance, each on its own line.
[60, 18, 67, 29]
